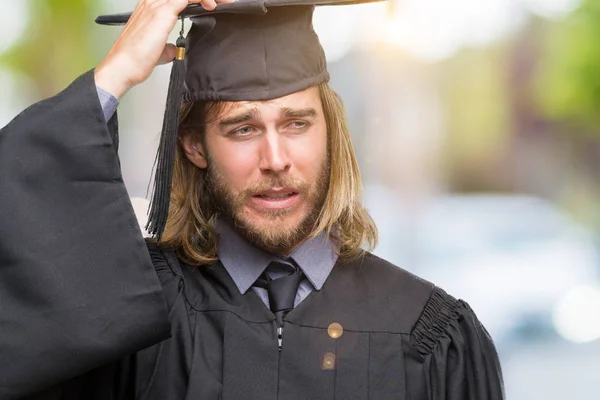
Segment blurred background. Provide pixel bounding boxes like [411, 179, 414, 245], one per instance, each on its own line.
[2, 0, 600, 397]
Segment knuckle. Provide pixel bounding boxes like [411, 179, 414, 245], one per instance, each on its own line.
[164, 0, 187, 12]
[147, 1, 162, 10]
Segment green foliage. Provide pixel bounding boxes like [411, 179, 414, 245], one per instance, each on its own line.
[0, 0, 102, 98]
[438, 45, 512, 165]
[535, 0, 600, 132]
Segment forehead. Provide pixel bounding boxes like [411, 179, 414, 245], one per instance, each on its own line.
[215, 86, 322, 119]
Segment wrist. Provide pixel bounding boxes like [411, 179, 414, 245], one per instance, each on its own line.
[94, 59, 133, 100]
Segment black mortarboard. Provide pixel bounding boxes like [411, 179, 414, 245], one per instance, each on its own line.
[96, 0, 384, 240]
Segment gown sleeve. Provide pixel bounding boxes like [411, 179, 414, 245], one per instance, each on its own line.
[19, 243, 187, 400]
[0, 70, 171, 399]
[411, 288, 505, 400]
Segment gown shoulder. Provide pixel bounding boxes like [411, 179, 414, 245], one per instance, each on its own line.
[145, 241, 185, 311]
[410, 287, 506, 399]
[353, 253, 505, 399]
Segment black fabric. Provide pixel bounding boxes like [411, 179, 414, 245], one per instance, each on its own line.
[139, 247, 505, 399]
[254, 261, 305, 326]
[1, 72, 504, 399]
[24, 245, 504, 399]
[0, 71, 171, 400]
[181, 5, 329, 102]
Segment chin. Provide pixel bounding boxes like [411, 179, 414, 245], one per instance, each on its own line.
[250, 209, 304, 231]
[246, 201, 304, 222]
[240, 206, 311, 244]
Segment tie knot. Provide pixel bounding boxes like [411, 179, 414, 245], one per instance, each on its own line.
[255, 260, 304, 321]
[264, 261, 298, 279]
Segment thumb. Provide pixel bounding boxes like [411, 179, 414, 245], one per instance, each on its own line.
[157, 43, 177, 65]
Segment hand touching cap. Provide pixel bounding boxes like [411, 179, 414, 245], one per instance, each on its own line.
[94, 0, 235, 99]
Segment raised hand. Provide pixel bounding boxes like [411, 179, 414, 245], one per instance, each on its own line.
[94, 0, 233, 99]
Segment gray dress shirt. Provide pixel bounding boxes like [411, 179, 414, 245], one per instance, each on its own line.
[96, 85, 119, 121]
[215, 219, 338, 309]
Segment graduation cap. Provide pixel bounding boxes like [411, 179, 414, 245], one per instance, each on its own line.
[96, 0, 384, 240]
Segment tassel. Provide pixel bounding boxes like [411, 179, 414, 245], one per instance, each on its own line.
[147, 19, 188, 240]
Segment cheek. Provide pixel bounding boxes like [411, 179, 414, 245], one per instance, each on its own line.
[294, 128, 328, 180]
[208, 141, 257, 192]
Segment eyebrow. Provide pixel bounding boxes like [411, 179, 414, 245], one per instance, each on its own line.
[219, 109, 260, 127]
[280, 107, 318, 119]
[218, 107, 318, 128]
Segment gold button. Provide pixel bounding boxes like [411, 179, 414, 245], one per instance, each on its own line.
[328, 322, 343, 339]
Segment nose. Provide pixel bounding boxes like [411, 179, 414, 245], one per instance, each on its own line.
[259, 130, 291, 174]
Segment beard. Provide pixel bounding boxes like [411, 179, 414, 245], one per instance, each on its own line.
[205, 158, 330, 254]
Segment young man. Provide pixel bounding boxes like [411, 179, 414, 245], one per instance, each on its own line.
[0, 0, 504, 399]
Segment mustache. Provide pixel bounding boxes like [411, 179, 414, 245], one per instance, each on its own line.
[240, 176, 311, 198]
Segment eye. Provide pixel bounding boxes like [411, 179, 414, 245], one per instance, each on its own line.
[287, 120, 311, 130]
[229, 125, 256, 137]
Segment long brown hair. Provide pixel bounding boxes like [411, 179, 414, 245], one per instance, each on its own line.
[159, 82, 378, 265]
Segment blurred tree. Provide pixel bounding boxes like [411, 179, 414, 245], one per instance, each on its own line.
[527, 4, 600, 225]
[0, 0, 101, 99]
[437, 43, 514, 192]
[534, 0, 600, 133]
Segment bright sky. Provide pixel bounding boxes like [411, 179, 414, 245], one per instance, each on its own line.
[313, 0, 581, 61]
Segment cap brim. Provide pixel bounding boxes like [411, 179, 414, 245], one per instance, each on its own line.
[96, 0, 385, 26]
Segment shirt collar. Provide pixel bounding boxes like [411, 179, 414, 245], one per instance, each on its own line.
[215, 218, 338, 294]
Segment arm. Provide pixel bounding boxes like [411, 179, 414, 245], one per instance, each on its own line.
[0, 70, 170, 400]
[0, 0, 231, 397]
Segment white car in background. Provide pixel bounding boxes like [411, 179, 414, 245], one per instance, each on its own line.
[364, 189, 600, 347]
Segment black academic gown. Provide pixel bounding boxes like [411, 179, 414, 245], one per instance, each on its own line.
[0, 71, 505, 400]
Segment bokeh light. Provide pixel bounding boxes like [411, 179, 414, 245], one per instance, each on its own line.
[553, 284, 600, 343]
[321, 352, 337, 370]
[0, 2, 29, 54]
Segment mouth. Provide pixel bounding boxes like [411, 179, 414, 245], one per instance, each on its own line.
[255, 190, 297, 199]
[251, 188, 300, 210]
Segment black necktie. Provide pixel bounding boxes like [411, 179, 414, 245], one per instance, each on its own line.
[254, 261, 304, 327]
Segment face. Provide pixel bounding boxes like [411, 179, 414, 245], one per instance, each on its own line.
[182, 87, 330, 253]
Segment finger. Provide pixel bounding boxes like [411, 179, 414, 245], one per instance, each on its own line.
[166, 0, 210, 14]
[200, 0, 218, 11]
[157, 43, 177, 65]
